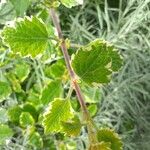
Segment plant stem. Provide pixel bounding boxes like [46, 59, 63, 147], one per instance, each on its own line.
[66, 85, 73, 99]
[50, 8, 89, 120]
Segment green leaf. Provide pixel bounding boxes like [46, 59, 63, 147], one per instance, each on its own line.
[43, 98, 74, 133]
[44, 61, 66, 79]
[27, 87, 41, 106]
[26, 83, 42, 106]
[9, 0, 30, 16]
[97, 128, 123, 150]
[6, 72, 22, 93]
[71, 39, 122, 86]
[44, 0, 83, 8]
[19, 112, 35, 128]
[66, 141, 77, 150]
[16, 91, 26, 102]
[0, 1, 16, 24]
[0, 124, 13, 144]
[44, 0, 60, 8]
[82, 85, 101, 103]
[0, 81, 12, 102]
[88, 104, 98, 117]
[89, 142, 111, 150]
[0, 108, 8, 123]
[8, 106, 23, 124]
[23, 103, 38, 121]
[2, 16, 49, 57]
[28, 132, 43, 148]
[61, 0, 83, 8]
[13, 60, 30, 82]
[41, 80, 62, 105]
[61, 116, 82, 137]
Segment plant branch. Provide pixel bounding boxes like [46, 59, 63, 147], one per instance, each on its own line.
[50, 8, 90, 120]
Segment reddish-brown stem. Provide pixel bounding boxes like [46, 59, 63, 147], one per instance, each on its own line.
[50, 8, 89, 120]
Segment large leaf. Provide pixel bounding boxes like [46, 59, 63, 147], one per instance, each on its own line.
[9, 0, 30, 16]
[2, 16, 49, 57]
[43, 98, 73, 133]
[0, 81, 12, 102]
[97, 128, 123, 150]
[0, 124, 13, 144]
[71, 39, 122, 86]
[41, 80, 62, 105]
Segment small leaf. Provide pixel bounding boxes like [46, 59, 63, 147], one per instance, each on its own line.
[44, 0, 60, 8]
[27, 87, 41, 106]
[61, 0, 83, 8]
[44, 61, 66, 79]
[82, 85, 101, 103]
[28, 132, 43, 148]
[44, 0, 83, 8]
[6, 72, 22, 93]
[13, 60, 30, 82]
[61, 116, 82, 137]
[23, 103, 38, 121]
[66, 141, 77, 150]
[41, 80, 62, 105]
[89, 142, 111, 150]
[2, 16, 49, 57]
[19, 112, 35, 128]
[71, 39, 122, 86]
[43, 98, 73, 133]
[9, 0, 30, 16]
[8, 106, 23, 124]
[88, 104, 98, 117]
[0, 81, 12, 102]
[0, 124, 13, 144]
[97, 128, 123, 150]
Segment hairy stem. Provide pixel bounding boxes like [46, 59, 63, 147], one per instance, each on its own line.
[50, 8, 90, 120]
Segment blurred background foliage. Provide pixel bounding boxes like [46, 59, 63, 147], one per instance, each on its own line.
[0, 0, 150, 150]
[59, 0, 150, 149]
